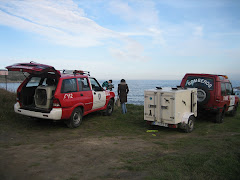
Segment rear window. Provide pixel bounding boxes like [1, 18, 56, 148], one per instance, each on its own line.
[185, 76, 214, 90]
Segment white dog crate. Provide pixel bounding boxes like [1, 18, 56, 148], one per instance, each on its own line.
[144, 87, 197, 132]
[34, 85, 56, 109]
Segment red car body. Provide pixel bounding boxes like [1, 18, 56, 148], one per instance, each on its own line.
[180, 73, 239, 122]
[6, 62, 115, 128]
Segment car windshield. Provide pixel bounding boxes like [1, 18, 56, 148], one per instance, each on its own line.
[185, 76, 214, 90]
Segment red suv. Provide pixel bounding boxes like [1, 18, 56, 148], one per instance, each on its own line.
[180, 73, 239, 123]
[6, 62, 115, 128]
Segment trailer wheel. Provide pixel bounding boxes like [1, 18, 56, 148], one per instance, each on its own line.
[65, 107, 83, 128]
[184, 115, 195, 133]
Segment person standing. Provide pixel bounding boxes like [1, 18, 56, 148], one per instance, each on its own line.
[118, 79, 129, 114]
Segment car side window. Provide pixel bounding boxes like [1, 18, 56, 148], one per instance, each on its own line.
[221, 83, 226, 96]
[61, 78, 77, 93]
[90, 78, 103, 91]
[226, 83, 233, 95]
[77, 78, 90, 91]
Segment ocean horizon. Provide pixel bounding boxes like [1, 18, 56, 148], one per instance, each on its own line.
[1, 79, 240, 105]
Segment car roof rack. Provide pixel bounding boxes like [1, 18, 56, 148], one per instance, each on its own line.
[60, 70, 90, 76]
[73, 70, 90, 76]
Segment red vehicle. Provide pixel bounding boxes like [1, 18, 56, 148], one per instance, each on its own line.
[6, 62, 115, 128]
[180, 73, 239, 123]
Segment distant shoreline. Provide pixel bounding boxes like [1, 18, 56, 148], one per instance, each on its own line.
[0, 80, 22, 83]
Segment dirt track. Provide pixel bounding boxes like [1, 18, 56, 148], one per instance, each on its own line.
[1, 134, 158, 180]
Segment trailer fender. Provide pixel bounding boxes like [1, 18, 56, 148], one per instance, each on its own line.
[181, 112, 194, 124]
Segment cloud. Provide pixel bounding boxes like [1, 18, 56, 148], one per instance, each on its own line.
[108, 0, 165, 45]
[110, 39, 150, 62]
[0, 0, 150, 62]
[0, 0, 118, 47]
[108, 0, 159, 26]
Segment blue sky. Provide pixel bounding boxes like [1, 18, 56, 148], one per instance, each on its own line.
[0, 0, 240, 80]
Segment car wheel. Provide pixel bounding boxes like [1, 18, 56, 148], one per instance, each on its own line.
[196, 86, 210, 106]
[66, 107, 83, 128]
[104, 99, 114, 116]
[215, 109, 225, 123]
[229, 105, 238, 117]
[184, 115, 195, 133]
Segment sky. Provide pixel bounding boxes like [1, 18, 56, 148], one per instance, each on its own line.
[0, 0, 240, 80]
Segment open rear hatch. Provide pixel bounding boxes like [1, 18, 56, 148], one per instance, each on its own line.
[6, 62, 61, 77]
[6, 62, 61, 112]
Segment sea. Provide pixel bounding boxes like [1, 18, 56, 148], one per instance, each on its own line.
[1, 80, 240, 105]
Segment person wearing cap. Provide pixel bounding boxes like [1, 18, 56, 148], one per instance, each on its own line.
[118, 79, 129, 114]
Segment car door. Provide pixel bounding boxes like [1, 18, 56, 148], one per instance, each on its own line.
[77, 77, 93, 111]
[226, 82, 235, 111]
[89, 78, 106, 110]
[60, 78, 80, 108]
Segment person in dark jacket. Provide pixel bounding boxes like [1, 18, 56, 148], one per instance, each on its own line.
[118, 79, 129, 114]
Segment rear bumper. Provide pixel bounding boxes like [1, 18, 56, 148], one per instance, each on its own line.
[14, 102, 62, 120]
[198, 106, 222, 114]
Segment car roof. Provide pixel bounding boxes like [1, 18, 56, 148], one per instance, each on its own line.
[183, 73, 231, 82]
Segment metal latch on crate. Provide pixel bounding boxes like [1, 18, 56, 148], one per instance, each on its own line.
[161, 106, 168, 109]
[148, 104, 156, 108]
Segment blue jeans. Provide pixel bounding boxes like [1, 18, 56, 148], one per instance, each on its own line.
[121, 103, 127, 114]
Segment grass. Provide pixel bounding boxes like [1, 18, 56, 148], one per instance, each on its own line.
[0, 88, 240, 179]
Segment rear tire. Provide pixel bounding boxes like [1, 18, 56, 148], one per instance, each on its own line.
[65, 108, 83, 128]
[184, 115, 195, 133]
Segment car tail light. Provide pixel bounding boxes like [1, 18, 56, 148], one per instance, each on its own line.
[16, 92, 22, 107]
[53, 98, 61, 108]
[168, 124, 177, 128]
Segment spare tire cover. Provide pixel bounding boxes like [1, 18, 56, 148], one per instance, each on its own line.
[196, 85, 210, 105]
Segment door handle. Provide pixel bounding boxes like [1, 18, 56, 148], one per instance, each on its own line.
[80, 94, 83, 96]
[94, 92, 96, 95]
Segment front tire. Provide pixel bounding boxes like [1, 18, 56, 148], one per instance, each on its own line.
[215, 109, 225, 123]
[229, 105, 238, 117]
[104, 99, 114, 116]
[184, 115, 195, 133]
[66, 108, 83, 128]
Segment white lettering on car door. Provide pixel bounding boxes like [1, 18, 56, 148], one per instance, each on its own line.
[63, 93, 73, 100]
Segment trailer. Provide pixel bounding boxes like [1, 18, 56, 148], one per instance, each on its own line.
[144, 87, 197, 133]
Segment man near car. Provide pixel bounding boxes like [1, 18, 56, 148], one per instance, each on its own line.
[102, 80, 114, 91]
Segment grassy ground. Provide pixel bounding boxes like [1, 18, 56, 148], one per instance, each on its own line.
[0, 88, 240, 180]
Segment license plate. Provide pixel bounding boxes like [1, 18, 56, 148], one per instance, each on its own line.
[152, 121, 168, 127]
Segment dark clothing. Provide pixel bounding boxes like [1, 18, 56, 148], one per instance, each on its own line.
[102, 81, 108, 88]
[118, 83, 129, 103]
